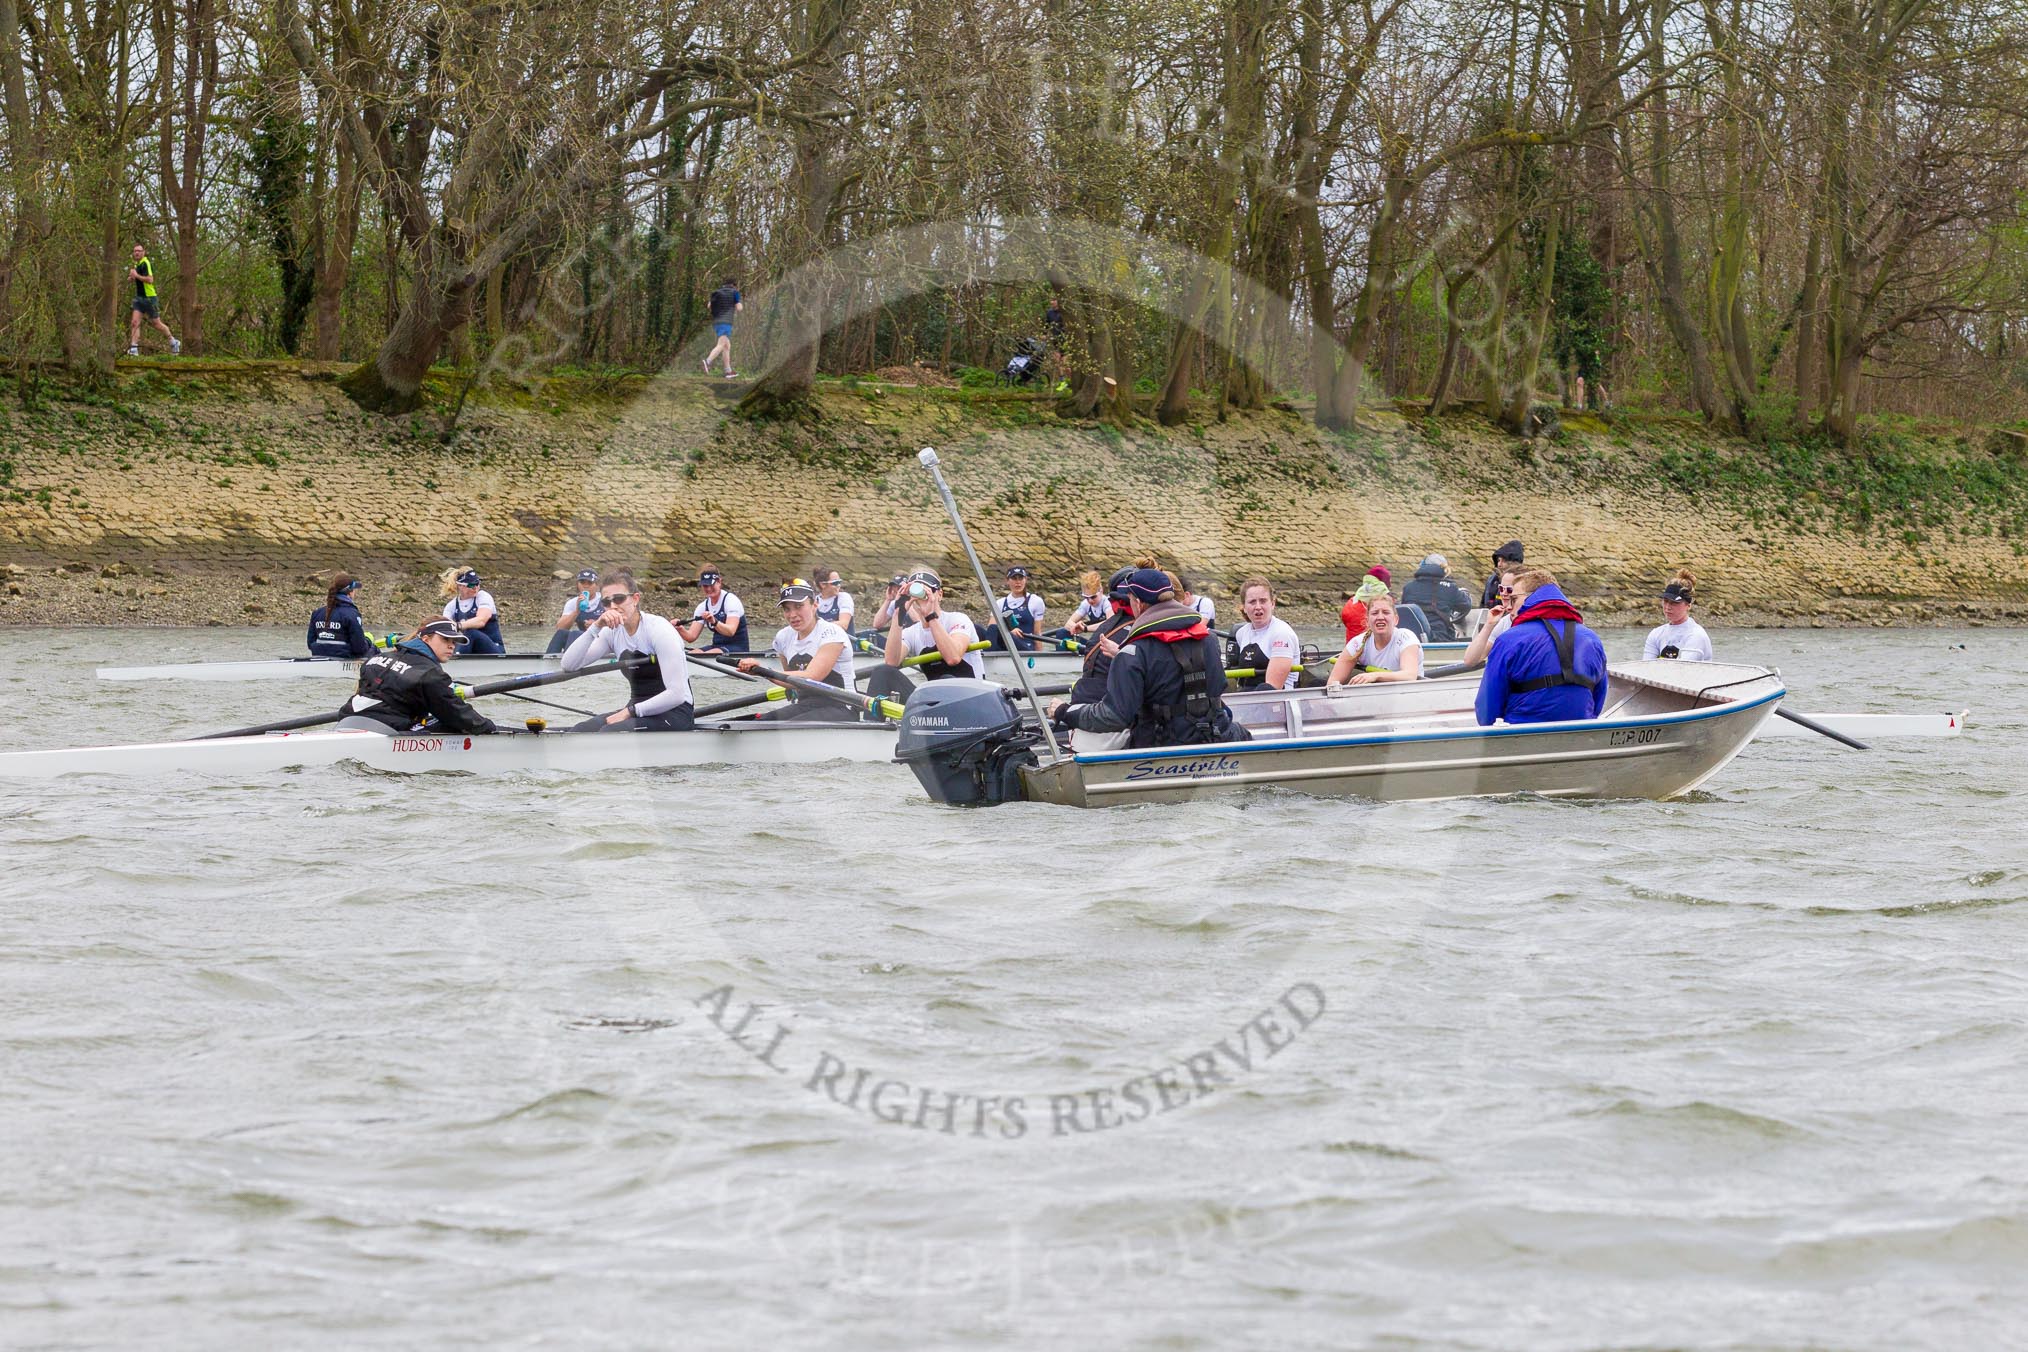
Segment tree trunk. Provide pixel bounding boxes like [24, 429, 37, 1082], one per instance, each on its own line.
[338, 248, 474, 412]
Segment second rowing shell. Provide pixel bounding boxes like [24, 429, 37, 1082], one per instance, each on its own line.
[96, 649, 1095, 683]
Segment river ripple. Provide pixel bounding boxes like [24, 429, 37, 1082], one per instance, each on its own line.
[0, 626, 2022, 1349]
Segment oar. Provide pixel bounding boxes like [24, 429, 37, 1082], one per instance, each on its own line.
[1776, 707, 1869, 750]
[696, 687, 787, 718]
[691, 655, 906, 721]
[841, 637, 990, 667]
[192, 659, 636, 741]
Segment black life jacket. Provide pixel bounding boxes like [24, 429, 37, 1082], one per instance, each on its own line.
[1507, 618, 1594, 693]
[1126, 614, 1238, 747]
[1227, 641, 1272, 692]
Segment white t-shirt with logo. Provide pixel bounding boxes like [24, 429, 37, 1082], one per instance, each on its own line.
[817, 589, 855, 628]
[899, 611, 985, 677]
[1231, 617, 1302, 689]
[1344, 626, 1423, 672]
[772, 618, 856, 685]
[444, 590, 497, 623]
[1643, 618, 1713, 661]
[693, 590, 746, 629]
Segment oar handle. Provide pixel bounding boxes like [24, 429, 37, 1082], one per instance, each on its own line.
[693, 656, 904, 721]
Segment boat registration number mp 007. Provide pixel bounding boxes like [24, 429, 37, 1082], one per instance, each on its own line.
[1607, 726, 1664, 748]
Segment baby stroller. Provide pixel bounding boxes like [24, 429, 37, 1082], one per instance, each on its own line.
[1000, 336, 1047, 386]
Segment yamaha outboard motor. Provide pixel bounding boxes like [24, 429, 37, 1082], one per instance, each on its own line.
[894, 678, 1037, 804]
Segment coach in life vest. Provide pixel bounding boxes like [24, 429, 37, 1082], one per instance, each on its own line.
[1475, 567, 1609, 725]
[1049, 568, 1243, 749]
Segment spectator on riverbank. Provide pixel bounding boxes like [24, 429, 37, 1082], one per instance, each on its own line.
[703, 277, 741, 378]
[125, 244, 180, 357]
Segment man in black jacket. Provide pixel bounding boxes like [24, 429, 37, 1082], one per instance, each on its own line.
[1049, 569, 1241, 748]
[1481, 539, 1525, 607]
[1401, 554, 1474, 642]
[339, 618, 498, 734]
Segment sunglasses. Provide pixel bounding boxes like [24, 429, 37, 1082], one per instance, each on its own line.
[599, 592, 632, 605]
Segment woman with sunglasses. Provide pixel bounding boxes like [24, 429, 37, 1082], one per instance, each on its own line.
[814, 569, 855, 633]
[1459, 566, 1522, 667]
[739, 579, 856, 720]
[561, 570, 695, 731]
[1056, 570, 1110, 637]
[679, 564, 749, 655]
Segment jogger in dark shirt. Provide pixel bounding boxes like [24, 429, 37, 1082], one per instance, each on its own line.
[703, 277, 741, 377]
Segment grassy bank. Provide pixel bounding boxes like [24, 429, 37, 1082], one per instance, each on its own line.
[3, 360, 2026, 630]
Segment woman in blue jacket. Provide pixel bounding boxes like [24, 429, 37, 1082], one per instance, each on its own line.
[307, 573, 376, 658]
[1475, 568, 1609, 725]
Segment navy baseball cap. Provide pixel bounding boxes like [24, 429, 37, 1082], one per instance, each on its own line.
[1005, 566, 1030, 578]
[576, 568, 598, 583]
[419, 618, 462, 641]
[1122, 568, 1171, 602]
[456, 569, 481, 587]
[1661, 580, 1694, 603]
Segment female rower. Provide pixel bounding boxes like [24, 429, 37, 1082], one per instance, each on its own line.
[1328, 594, 1423, 687]
[1228, 576, 1301, 690]
[870, 574, 908, 631]
[443, 568, 505, 654]
[546, 568, 603, 655]
[1643, 570, 1713, 660]
[562, 569, 694, 731]
[308, 572, 375, 658]
[1059, 570, 1109, 636]
[987, 566, 1046, 649]
[739, 579, 856, 720]
[340, 617, 497, 734]
[815, 568, 855, 632]
[863, 568, 984, 705]
[1176, 573, 1215, 624]
[679, 564, 749, 654]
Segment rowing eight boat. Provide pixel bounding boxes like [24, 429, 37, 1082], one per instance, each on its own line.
[0, 717, 899, 779]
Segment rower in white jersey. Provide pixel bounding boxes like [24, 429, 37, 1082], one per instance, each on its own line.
[1227, 575, 1302, 690]
[560, 569, 695, 731]
[1643, 571, 1714, 661]
[1176, 572, 1215, 624]
[813, 568, 855, 632]
[862, 568, 985, 705]
[738, 579, 856, 720]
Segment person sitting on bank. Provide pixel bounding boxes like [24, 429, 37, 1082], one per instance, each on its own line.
[561, 569, 694, 731]
[443, 569, 505, 654]
[739, 579, 856, 721]
[1048, 569, 1243, 749]
[1327, 594, 1424, 687]
[1481, 540, 1524, 608]
[1459, 566, 1521, 667]
[679, 564, 749, 655]
[1340, 567, 1390, 643]
[862, 569, 984, 705]
[1401, 553, 1474, 642]
[1228, 576, 1302, 690]
[1475, 567, 1609, 725]
[546, 568, 604, 655]
[338, 618, 499, 735]
[984, 566, 1046, 650]
[1643, 571, 1713, 661]
[308, 573, 376, 658]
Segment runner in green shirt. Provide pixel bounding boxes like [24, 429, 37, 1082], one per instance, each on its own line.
[126, 244, 181, 357]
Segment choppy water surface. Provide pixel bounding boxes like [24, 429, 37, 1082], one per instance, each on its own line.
[1, 625, 2023, 1349]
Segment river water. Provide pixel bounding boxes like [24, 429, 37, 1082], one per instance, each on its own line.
[0, 626, 2021, 1349]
